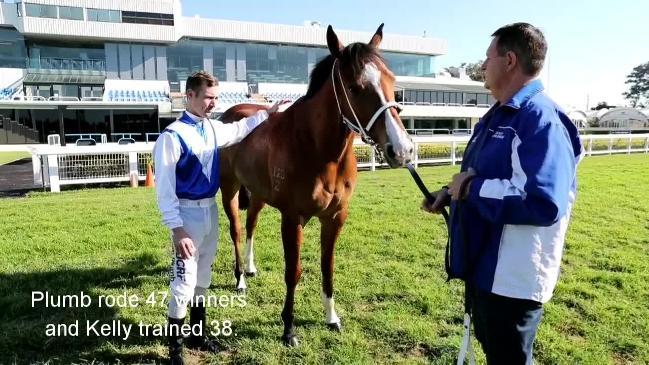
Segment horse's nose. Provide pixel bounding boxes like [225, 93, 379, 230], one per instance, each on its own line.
[386, 144, 396, 159]
[404, 149, 413, 164]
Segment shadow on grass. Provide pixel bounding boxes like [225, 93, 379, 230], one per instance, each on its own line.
[0, 253, 168, 364]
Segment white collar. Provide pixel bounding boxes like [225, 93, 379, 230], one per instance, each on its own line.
[184, 110, 205, 123]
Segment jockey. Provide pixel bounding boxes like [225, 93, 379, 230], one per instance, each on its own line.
[153, 70, 286, 365]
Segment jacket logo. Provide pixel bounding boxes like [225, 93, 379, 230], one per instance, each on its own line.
[492, 131, 505, 139]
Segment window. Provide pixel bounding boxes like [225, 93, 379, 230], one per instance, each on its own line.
[121, 11, 173, 26]
[464, 93, 477, 105]
[59, 6, 83, 20]
[383, 52, 436, 77]
[477, 94, 490, 105]
[0, 27, 27, 68]
[394, 90, 403, 103]
[25, 3, 57, 18]
[80, 86, 103, 98]
[416, 91, 424, 103]
[63, 109, 110, 139]
[212, 42, 227, 81]
[430, 91, 439, 103]
[87, 8, 121, 23]
[113, 109, 158, 141]
[166, 41, 203, 83]
[26, 42, 105, 71]
[404, 90, 415, 103]
[108, 10, 121, 23]
[52, 84, 79, 98]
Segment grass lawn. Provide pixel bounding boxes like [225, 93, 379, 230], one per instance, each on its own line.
[0, 151, 30, 165]
[0, 154, 648, 364]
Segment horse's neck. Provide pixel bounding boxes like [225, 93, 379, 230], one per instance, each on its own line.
[297, 84, 354, 165]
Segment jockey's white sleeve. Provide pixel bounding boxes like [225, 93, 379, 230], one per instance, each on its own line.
[153, 132, 183, 230]
[209, 110, 269, 148]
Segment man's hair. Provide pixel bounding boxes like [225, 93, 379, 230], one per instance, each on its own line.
[186, 71, 218, 94]
[492, 22, 547, 76]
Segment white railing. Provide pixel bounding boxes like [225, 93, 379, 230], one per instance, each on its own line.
[29, 134, 649, 192]
[582, 133, 649, 156]
[64, 133, 108, 144]
[354, 135, 472, 171]
[112, 132, 142, 142]
[354, 134, 649, 171]
[30, 143, 153, 192]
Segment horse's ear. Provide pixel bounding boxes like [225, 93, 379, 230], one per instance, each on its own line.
[369, 23, 384, 48]
[327, 25, 344, 58]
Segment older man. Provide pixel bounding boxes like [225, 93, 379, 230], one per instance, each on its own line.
[424, 23, 583, 364]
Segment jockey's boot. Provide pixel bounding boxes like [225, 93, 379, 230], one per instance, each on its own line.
[187, 303, 220, 353]
[168, 316, 185, 365]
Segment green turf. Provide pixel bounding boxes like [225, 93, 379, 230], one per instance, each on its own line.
[0, 154, 648, 364]
[0, 151, 30, 165]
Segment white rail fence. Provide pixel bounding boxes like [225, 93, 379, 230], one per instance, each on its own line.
[29, 134, 649, 192]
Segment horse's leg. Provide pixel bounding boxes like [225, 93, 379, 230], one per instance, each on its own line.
[319, 209, 347, 331]
[244, 196, 265, 277]
[280, 213, 303, 347]
[221, 182, 246, 293]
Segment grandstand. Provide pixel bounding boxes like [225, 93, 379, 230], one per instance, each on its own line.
[0, 0, 495, 146]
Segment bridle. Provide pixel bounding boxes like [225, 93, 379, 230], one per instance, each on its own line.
[330, 58, 402, 147]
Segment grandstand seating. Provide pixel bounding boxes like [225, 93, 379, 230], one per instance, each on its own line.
[106, 89, 169, 103]
[263, 91, 304, 103]
[218, 91, 253, 104]
[0, 88, 17, 101]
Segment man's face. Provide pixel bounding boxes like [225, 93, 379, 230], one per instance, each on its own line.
[481, 38, 508, 93]
[187, 84, 219, 118]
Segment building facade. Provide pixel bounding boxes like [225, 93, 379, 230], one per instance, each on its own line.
[0, 0, 492, 144]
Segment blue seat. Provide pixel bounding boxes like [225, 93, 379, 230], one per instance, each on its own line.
[118, 137, 136, 144]
[76, 138, 96, 146]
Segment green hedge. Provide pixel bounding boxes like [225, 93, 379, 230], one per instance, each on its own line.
[353, 143, 467, 161]
[589, 138, 648, 151]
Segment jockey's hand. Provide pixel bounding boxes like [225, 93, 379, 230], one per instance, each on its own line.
[421, 187, 450, 214]
[172, 227, 195, 259]
[268, 99, 291, 114]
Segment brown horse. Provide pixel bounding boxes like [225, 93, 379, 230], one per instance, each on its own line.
[218, 24, 414, 346]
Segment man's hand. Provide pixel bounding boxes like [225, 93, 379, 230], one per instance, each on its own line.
[172, 227, 195, 259]
[448, 168, 477, 201]
[421, 187, 451, 214]
[268, 99, 291, 114]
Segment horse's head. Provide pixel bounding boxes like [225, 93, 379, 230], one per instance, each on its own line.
[327, 24, 414, 168]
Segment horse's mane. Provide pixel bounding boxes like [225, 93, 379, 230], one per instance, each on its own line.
[302, 43, 384, 101]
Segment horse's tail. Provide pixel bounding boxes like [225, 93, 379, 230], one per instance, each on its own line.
[238, 186, 250, 210]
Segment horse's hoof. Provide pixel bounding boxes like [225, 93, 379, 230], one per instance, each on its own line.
[245, 271, 257, 278]
[327, 322, 342, 332]
[282, 334, 300, 347]
[236, 288, 247, 295]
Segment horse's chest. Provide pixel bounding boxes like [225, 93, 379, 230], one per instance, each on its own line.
[311, 178, 353, 212]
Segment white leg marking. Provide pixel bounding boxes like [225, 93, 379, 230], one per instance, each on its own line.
[236, 274, 247, 290]
[245, 237, 257, 274]
[321, 292, 340, 324]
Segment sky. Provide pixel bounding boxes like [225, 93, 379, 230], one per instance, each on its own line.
[182, 0, 649, 110]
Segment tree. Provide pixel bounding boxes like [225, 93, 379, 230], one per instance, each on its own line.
[444, 60, 485, 82]
[623, 62, 649, 107]
[465, 60, 485, 82]
[443, 66, 461, 78]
